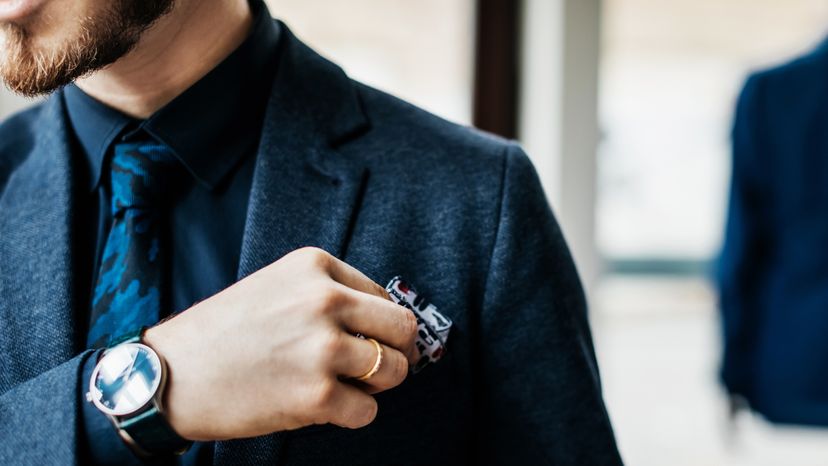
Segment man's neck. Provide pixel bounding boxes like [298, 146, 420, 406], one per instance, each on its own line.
[75, 0, 253, 119]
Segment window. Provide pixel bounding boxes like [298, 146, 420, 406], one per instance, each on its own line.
[597, 0, 828, 269]
[266, 0, 475, 125]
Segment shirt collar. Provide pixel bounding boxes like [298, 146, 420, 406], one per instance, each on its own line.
[64, 0, 281, 192]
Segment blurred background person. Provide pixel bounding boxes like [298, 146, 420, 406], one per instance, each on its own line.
[719, 38, 828, 426]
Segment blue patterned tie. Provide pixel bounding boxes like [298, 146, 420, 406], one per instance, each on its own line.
[87, 140, 180, 348]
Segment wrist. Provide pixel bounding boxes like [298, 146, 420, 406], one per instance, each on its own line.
[86, 328, 193, 456]
[143, 324, 196, 441]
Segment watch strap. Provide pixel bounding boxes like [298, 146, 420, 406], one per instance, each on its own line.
[108, 327, 191, 457]
[109, 326, 148, 347]
[119, 404, 191, 456]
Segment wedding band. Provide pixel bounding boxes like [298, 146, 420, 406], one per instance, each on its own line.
[356, 337, 383, 381]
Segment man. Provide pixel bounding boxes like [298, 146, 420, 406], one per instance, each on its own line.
[0, 0, 622, 464]
[719, 38, 828, 427]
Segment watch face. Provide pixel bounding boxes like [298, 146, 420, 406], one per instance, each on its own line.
[89, 343, 163, 416]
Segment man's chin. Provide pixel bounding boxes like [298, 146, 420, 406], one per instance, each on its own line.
[2, 74, 75, 98]
[0, 0, 175, 97]
[0, 25, 75, 97]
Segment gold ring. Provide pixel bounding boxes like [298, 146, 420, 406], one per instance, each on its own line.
[356, 337, 383, 381]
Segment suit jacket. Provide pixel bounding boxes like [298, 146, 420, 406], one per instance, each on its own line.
[0, 21, 621, 465]
[719, 39, 828, 426]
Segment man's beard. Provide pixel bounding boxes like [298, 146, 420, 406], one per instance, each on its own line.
[0, 0, 175, 97]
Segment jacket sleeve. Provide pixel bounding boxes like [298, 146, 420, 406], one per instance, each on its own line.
[0, 352, 90, 465]
[0, 350, 143, 466]
[717, 75, 771, 396]
[475, 144, 622, 465]
[79, 351, 145, 465]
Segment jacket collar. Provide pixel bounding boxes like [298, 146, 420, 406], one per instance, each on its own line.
[64, 0, 282, 192]
[234, 20, 370, 280]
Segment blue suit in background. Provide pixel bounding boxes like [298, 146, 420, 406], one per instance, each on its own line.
[0, 16, 622, 466]
[720, 38, 828, 425]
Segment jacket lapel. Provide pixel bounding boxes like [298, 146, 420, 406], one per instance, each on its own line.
[235, 23, 369, 280]
[214, 22, 370, 466]
[0, 95, 79, 387]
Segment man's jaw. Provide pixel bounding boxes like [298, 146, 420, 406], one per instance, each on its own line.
[0, 0, 46, 23]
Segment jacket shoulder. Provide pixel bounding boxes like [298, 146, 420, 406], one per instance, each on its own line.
[0, 104, 42, 187]
[735, 42, 828, 144]
[349, 83, 539, 231]
[349, 83, 540, 245]
[354, 83, 518, 171]
[745, 42, 828, 98]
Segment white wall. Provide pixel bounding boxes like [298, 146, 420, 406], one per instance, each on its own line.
[0, 88, 32, 121]
[266, 0, 475, 125]
[518, 0, 602, 292]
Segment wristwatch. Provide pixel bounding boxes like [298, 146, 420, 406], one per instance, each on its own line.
[85, 328, 191, 457]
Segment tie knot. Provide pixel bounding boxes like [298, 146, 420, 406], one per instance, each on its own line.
[109, 141, 181, 214]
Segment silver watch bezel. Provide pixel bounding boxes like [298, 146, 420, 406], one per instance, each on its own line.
[86, 342, 165, 417]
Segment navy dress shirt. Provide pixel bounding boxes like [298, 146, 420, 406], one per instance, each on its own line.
[66, 1, 281, 464]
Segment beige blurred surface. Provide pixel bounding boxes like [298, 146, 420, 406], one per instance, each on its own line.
[599, 0, 828, 260]
[592, 0, 828, 466]
[594, 277, 828, 466]
[598, 2, 828, 464]
[265, 0, 475, 125]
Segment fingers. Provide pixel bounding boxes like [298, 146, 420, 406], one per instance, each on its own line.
[335, 287, 418, 365]
[325, 253, 390, 301]
[358, 344, 410, 395]
[323, 381, 379, 429]
[333, 336, 409, 393]
[291, 248, 417, 364]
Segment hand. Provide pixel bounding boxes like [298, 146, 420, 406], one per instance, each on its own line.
[143, 247, 418, 441]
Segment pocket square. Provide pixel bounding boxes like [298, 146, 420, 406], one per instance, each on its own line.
[385, 276, 452, 373]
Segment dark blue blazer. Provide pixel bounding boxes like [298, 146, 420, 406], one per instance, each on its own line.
[719, 39, 828, 426]
[0, 21, 621, 465]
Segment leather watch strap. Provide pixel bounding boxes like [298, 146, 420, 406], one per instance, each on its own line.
[109, 326, 148, 347]
[120, 404, 191, 456]
[108, 326, 192, 456]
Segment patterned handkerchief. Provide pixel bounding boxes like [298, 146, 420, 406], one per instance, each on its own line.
[386, 276, 452, 373]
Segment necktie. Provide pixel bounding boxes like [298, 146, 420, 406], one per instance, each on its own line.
[87, 140, 181, 348]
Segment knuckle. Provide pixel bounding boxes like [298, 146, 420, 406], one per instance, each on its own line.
[402, 310, 418, 341]
[346, 399, 378, 429]
[310, 378, 337, 411]
[389, 351, 409, 385]
[320, 330, 344, 363]
[373, 283, 390, 300]
[311, 329, 342, 370]
[362, 400, 379, 425]
[315, 286, 347, 315]
[286, 246, 310, 261]
[299, 247, 332, 270]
